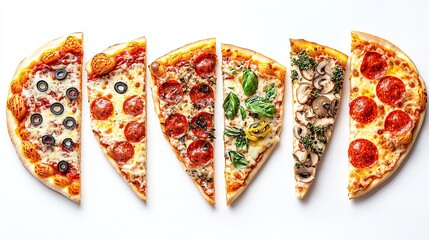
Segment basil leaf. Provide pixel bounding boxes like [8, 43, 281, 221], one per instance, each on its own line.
[245, 96, 275, 117]
[228, 151, 248, 169]
[224, 126, 244, 137]
[242, 69, 258, 95]
[265, 83, 277, 101]
[223, 92, 240, 119]
[235, 136, 248, 150]
[239, 106, 246, 120]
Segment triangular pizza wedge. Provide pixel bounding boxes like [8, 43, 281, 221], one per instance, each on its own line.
[6, 33, 83, 203]
[86, 37, 147, 201]
[348, 31, 426, 198]
[149, 39, 217, 205]
[290, 39, 348, 199]
[221, 44, 286, 205]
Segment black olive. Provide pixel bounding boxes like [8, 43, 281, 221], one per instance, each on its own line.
[57, 160, 69, 173]
[55, 68, 68, 80]
[30, 113, 43, 126]
[62, 138, 74, 149]
[42, 134, 55, 146]
[199, 84, 210, 94]
[66, 87, 79, 100]
[36, 80, 49, 92]
[63, 117, 76, 129]
[114, 82, 128, 94]
[50, 102, 64, 115]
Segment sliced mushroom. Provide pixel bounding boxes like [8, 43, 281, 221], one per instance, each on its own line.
[320, 81, 335, 94]
[313, 74, 329, 90]
[312, 96, 331, 117]
[316, 60, 327, 75]
[295, 111, 309, 126]
[301, 68, 315, 81]
[295, 166, 316, 183]
[293, 150, 307, 163]
[325, 59, 336, 76]
[296, 83, 313, 104]
[305, 107, 316, 118]
[314, 117, 335, 127]
[295, 105, 315, 126]
[328, 98, 339, 117]
[293, 125, 308, 139]
[324, 127, 332, 140]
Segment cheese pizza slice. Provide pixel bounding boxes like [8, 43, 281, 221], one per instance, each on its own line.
[149, 39, 216, 205]
[348, 31, 426, 198]
[290, 39, 348, 199]
[86, 37, 147, 201]
[7, 33, 83, 203]
[222, 44, 286, 205]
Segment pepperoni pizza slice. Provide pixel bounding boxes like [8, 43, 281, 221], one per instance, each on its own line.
[222, 44, 286, 205]
[6, 33, 83, 203]
[86, 37, 147, 201]
[290, 39, 348, 199]
[149, 39, 216, 205]
[348, 31, 427, 198]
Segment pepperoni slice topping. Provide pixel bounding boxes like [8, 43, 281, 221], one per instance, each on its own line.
[158, 80, 183, 104]
[190, 84, 214, 108]
[350, 96, 378, 124]
[91, 97, 114, 120]
[348, 139, 378, 169]
[194, 53, 216, 78]
[190, 112, 213, 138]
[123, 95, 144, 117]
[376, 76, 406, 106]
[110, 141, 134, 164]
[124, 121, 146, 142]
[164, 113, 188, 138]
[187, 140, 214, 166]
[385, 110, 413, 136]
[360, 52, 387, 80]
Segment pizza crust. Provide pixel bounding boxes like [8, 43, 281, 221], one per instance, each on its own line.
[349, 31, 427, 199]
[290, 38, 348, 67]
[6, 32, 83, 203]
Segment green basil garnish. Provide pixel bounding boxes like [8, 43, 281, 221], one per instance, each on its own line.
[235, 136, 248, 150]
[228, 150, 248, 169]
[224, 126, 244, 137]
[223, 92, 240, 119]
[265, 83, 277, 101]
[242, 69, 258, 95]
[239, 106, 246, 120]
[245, 96, 275, 117]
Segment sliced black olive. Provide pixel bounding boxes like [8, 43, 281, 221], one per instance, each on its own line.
[62, 138, 74, 149]
[36, 80, 49, 92]
[55, 68, 68, 80]
[66, 87, 79, 100]
[63, 117, 76, 129]
[50, 102, 64, 115]
[57, 160, 69, 173]
[114, 82, 128, 94]
[30, 113, 43, 126]
[42, 134, 55, 146]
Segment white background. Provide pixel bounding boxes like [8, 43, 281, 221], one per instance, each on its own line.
[1, 0, 428, 239]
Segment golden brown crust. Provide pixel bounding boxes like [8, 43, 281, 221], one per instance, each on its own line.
[222, 44, 286, 205]
[290, 39, 348, 67]
[149, 38, 216, 205]
[85, 37, 147, 202]
[6, 32, 83, 204]
[349, 31, 427, 198]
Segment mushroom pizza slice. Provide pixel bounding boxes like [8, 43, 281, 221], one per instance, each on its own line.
[222, 44, 286, 205]
[290, 39, 348, 199]
[6, 33, 83, 203]
[86, 37, 147, 201]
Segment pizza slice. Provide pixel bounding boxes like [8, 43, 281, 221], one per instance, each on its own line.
[6, 33, 83, 203]
[222, 44, 286, 205]
[348, 31, 426, 198]
[290, 39, 348, 199]
[86, 37, 147, 201]
[149, 39, 216, 205]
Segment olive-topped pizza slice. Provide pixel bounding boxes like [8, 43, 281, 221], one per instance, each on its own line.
[86, 37, 147, 201]
[149, 38, 216, 205]
[6, 33, 83, 203]
[290, 39, 348, 199]
[222, 44, 286, 205]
